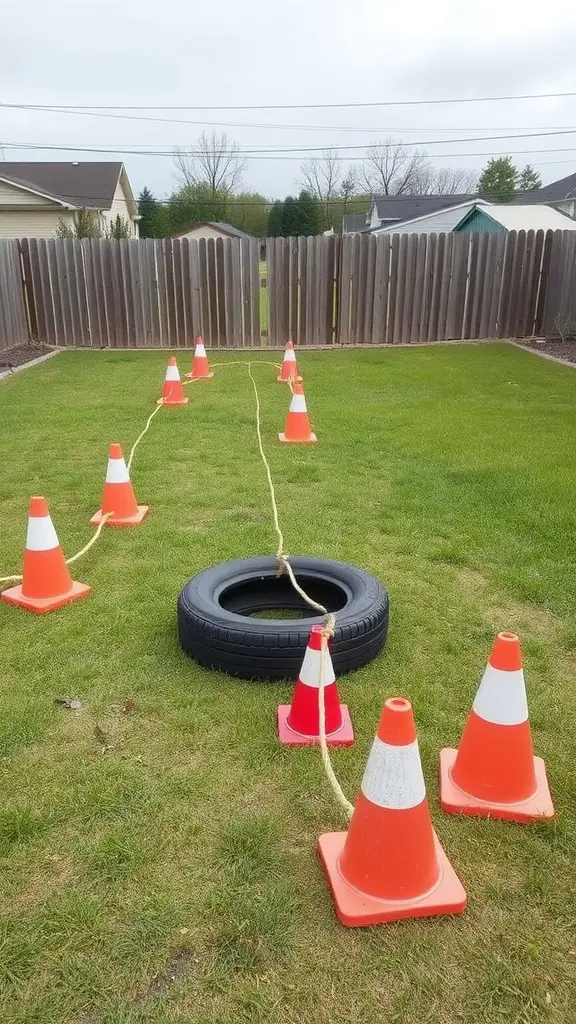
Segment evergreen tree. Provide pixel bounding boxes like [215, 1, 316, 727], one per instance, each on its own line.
[296, 190, 321, 235]
[267, 200, 284, 236]
[138, 187, 158, 238]
[517, 165, 542, 195]
[477, 156, 519, 202]
[280, 196, 299, 236]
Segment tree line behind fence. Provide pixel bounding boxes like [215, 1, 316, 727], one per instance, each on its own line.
[1, 230, 575, 353]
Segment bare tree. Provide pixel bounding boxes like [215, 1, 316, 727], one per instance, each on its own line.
[361, 138, 432, 195]
[174, 132, 246, 196]
[299, 149, 342, 207]
[431, 167, 478, 195]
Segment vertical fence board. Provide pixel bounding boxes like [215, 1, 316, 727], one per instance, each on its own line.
[337, 235, 351, 345]
[426, 233, 443, 342]
[411, 234, 427, 343]
[371, 235, 389, 344]
[400, 235, 418, 343]
[0, 241, 29, 350]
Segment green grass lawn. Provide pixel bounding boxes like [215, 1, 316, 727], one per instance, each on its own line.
[1, 343, 575, 1024]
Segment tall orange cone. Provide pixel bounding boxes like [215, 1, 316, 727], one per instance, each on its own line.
[277, 341, 301, 383]
[277, 624, 353, 747]
[186, 337, 213, 380]
[318, 697, 467, 926]
[279, 383, 316, 444]
[439, 632, 554, 822]
[158, 356, 188, 405]
[1, 497, 91, 614]
[91, 444, 149, 526]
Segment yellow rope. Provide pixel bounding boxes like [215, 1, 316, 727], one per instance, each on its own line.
[246, 361, 353, 819]
[65, 512, 113, 565]
[127, 402, 164, 472]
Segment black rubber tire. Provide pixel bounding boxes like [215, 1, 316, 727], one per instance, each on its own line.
[177, 555, 389, 680]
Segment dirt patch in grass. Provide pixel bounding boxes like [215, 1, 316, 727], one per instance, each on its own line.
[133, 949, 199, 1007]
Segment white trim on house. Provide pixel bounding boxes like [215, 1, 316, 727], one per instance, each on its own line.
[371, 198, 491, 235]
[0, 176, 75, 209]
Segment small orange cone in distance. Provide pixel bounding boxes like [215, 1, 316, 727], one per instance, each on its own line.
[277, 624, 354, 747]
[91, 443, 149, 527]
[1, 497, 91, 614]
[318, 697, 467, 927]
[279, 383, 316, 444]
[439, 632, 554, 822]
[186, 337, 213, 380]
[158, 356, 188, 405]
[277, 341, 301, 383]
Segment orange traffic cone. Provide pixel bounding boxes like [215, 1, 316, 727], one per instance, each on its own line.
[277, 341, 301, 383]
[158, 356, 188, 405]
[277, 624, 354, 747]
[91, 444, 149, 526]
[279, 383, 316, 444]
[186, 337, 213, 380]
[318, 697, 467, 927]
[1, 497, 91, 614]
[439, 632, 554, 822]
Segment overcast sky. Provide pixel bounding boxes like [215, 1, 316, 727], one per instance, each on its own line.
[1, 0, 576, 200]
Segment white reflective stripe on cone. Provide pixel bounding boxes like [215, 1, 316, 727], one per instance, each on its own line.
[105, 457, 130, 484]
[195, 343, 207, 357]
[284, 348, 296, 362]
[26, 515, 60, 552]
[360, 737, 426, 810]
[166, 365, 180, 381]
[472, 664, 528, 725]
[290, 393, 307, 414]
[298, 644, 336, 688]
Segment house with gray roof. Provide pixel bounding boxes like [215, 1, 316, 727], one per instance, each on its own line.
[0, 162, 139, 239]
[512, 171, 576, 219]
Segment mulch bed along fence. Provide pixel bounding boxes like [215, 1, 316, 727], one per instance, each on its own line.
[518, 339, 576, 365]
[0, 344, 52, 371]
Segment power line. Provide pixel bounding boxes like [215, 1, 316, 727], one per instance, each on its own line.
[3, 89, 576, 111]
[2, 140, 576, 161]
[2, 129, 576, 158]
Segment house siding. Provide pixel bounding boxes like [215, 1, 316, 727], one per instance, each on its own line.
[101, 178, 138, 236]
[175, 225, 235, 240]
[456, 209, 505, 234]
[0, 180, 52, 206]
[373, 202, 481, 235]
[0, 209, 75, 239]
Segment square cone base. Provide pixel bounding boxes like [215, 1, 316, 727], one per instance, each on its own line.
[1, 580, 91, 615]
[185, 371, 214, 379]
[277, 705, 354, 747]
[318, 829, 467, 927]
[90, 505, 149, 527]
[278, 432, 317, 444]
[439, 747, 555, 823]
[157, 397, 188, 406]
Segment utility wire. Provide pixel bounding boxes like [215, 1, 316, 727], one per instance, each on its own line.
[3, 89, 576, 111]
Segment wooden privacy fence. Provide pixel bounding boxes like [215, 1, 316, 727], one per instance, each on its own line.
[0, 240, 28, 352]
[0, 229, 574, 349]
[19, 236, 262, 348]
